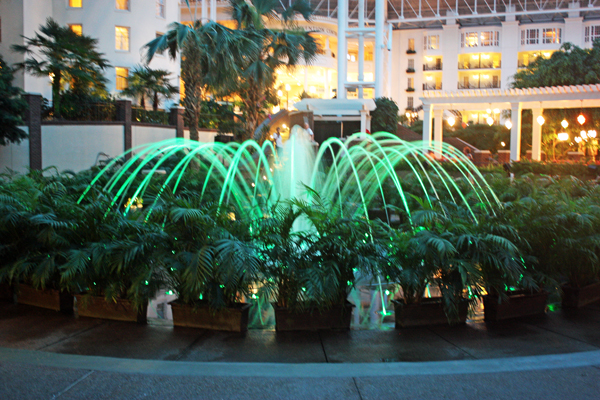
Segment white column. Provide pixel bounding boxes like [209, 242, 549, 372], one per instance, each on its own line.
[510, 102, 522, 161]
[360, 109, 368, 133]
[202, 0, 208, 23]
[531, 108, 543, 161]
[433, 108, 444, 158]
[358, 0, 365, 98]
[337, 0, 347, 99]
[374, 0, 385, 97]
[501, 21, 520, 90]
[210, 0, 217, 21]
[422, 103, 433, 146]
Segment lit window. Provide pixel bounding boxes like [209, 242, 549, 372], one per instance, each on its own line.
[461, 32, 479, 48]
[407, 97, 414, 109]
[480, 31, 500, 47]
[407, 77, 414, 89]
[116, 67, 129, 90]
[115, 26, 129, 51]
[521, 29, 539, 45]
[116, 0, 129, 11]
[585, 26, 600, 43]
[424, 35, 439, 50]
[542, 28, 561, 44]
[69, 24, 82, 35]
[156, 0, 166, 18]
[408, 38, 415, 51]
[69, 0, 82, 7]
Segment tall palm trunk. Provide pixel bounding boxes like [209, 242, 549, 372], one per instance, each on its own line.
[182, 41, 203, 141]
[153, 92, 159, 111]
[52, 69, 62, 118]
[140, 95, 146, 109]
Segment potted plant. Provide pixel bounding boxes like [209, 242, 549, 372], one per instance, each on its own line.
[258, 196, 387, 331]
[156, 198, 260, 332]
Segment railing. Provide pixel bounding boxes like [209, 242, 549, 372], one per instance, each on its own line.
[406, 68, 416, 73]
[423, 64, 443, 71]
[45, 101, 117, 122]
[458, 82, 501, 89]
[132, 108, 170, 125]
[423, 84, 442, 90]
[406, 87, 415, 92]
[458, 61, 501, 69]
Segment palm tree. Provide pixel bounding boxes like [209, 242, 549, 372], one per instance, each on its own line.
[122, 66, 179, 111]
[0, 53, 28, 145]
[228, 0, 319, 139]
[144, 1, 256, 141]
[11, 18, 110, 119]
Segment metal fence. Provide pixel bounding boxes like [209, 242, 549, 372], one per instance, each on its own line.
[45, 101, 117, 122]
[132, 108, 170, 125]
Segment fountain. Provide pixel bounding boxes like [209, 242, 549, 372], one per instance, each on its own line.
[79, 128, 500, 328]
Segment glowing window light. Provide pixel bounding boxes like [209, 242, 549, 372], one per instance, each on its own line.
[561, 119, 569, 129]
[537, 115, 545, 125]
[558, 132, 569, 141]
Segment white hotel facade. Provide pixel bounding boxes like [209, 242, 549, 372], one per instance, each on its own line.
[1, 0, 600, 123]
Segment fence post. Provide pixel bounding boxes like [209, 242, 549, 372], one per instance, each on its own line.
[170, 106, 185, 138]
[116, 100, 132, 158]
[23, 93, 43, 170]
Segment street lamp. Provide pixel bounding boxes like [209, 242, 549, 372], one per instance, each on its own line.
[447, 116, 455, 127]
[577, 114, 586, 125]
[561, 119, 569, 129]
[536, 115, 545, 125]
[558, 132, 569, 141]
[505, 120, 512, 130]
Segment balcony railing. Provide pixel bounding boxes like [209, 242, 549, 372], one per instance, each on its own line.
[458, 82, 501, 89]
[406, 68, 416, 73]
[423, 64, 442, 71]
[458, 61, 501, 69]
[132, 108, 170, 125]
[423, 84, 442, 90]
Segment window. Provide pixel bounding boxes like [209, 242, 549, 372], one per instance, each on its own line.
[542, 28, 561, 44]
[407, 77, 414, 89]
[408, 59, 414, 69]
[408, 38, 415, 51]
[480, 31, 500, 47]
[521, 29, 539, 45]
[585, 26, 600, 43]
[69, 24, 82, 35]
[424, 35, 439, 50]
[156, 0, 166, 18]
[115, 26, 129, 51]
[116, 67, 129, 90]
[407, 97, 414, 109]
[116, 0, 129, 10]
[69, 0, 82, 7]
[461, 32, 478, 48]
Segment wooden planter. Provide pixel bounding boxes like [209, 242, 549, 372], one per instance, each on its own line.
[562, 282, 600, 308]
[75, 294, 147, 323]
[394, 297, 468, 328]
[17, 284, 73, 313]
[170, 301, 250, 332]
[483, 290, 548, 322]
[274, 302, 354, 331]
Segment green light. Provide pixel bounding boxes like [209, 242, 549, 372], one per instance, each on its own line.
[166, 290, 173, 295]
[385, 290, 390, 295]
[199, 294, 203, 300]
[145, 280, 149, 285]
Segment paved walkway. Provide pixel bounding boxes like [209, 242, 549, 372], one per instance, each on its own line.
[1, 300, 600, 399]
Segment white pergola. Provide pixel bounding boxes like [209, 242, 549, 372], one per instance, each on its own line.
[420, 84, 600, 161]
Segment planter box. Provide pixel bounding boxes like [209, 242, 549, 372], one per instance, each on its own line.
[483, 291, 548, 322]
[75, 295, 147, 323]
[17, 284, 73, 313]
[170, 301, 250, 332]
[562, 282, 600, 308]
[394, 298, 468, 328]
[274, 302, 354, 331]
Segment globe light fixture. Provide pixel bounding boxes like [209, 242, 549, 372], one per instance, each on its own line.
[558, 132, 569, 141]
[486, 108, 492, 114]
[272, 105, 280, 114]
[493, 108, 500, 114]
[448, 116, 456, 127]
[577, 114, 586, 125]
[505, 120, 512, 130]
[501, 141, 506, 147]
[277, 90, 283, 97]
[561, 119, 569, 129]
[588, 130, 597, 138]
[487, 117, 494, 126]
[537, 115, 545, 125]
[581, 130, 588, 139]
[575, 136, 582, 143]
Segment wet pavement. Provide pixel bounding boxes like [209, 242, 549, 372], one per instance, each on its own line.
[1, 299, 600, 399]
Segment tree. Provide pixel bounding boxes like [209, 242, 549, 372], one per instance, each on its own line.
[511, 41, 600, 88]
[0, 54, 28, 145]
[122, 66, 178, 111]
[11, 18, 110, 118]
[144, 2, 256, 141]
[371, 97, 399, 134]
[445, 124, 509, 154]
[228, 0, 319, 140]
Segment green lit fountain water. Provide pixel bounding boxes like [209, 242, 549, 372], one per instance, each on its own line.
[79, 127, 500, 328]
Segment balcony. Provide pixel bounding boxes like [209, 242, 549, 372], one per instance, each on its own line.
[458, 61, 501, 69]
[458, 82, 501, 89]
[406, 87, 415, 92]
[406, 49, 417, 54]
[423, 84, 442, 90]
[406, 68, 416, 73]
[423, 64, 442, 71]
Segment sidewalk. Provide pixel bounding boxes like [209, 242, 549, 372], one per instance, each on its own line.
[1, 300, 600, 399]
